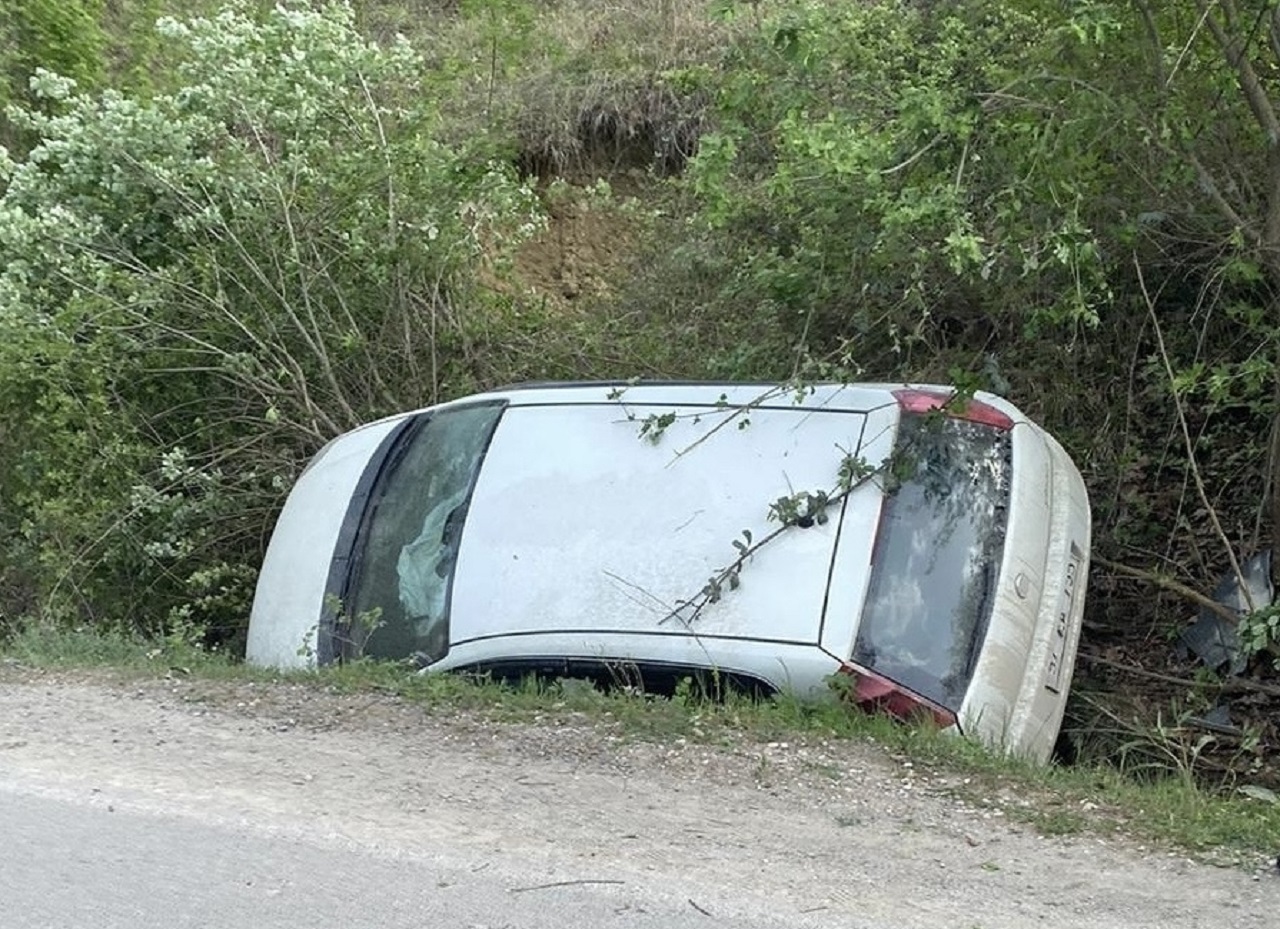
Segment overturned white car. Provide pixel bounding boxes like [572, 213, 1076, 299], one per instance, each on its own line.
[247, 382, 1090, 762]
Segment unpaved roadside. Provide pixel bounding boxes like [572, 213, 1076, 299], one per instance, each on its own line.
[1, 668, 1277, 928]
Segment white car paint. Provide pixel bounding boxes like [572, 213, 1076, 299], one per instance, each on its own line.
[246, 382, 1090, 763]
[958, 419, 1091, 760]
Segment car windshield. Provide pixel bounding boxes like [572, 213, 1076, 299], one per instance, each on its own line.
[852, 412, 1012, 710]
[341, 403, 503, 663]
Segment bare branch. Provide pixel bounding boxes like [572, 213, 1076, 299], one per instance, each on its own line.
[1080, 649, 1280, 698]
[1132, 253, 1254, 612]
[880, 134, 942, 176]
[1195, 0, 1280, 144]
[657, 463, 886, 629]
[655, 519, 793, 628]
[271, 172, 360, 428]
[1093, 555, 1242, 625]
[1164, 2, 1212, 88]
[1183, 146, 1255, 237]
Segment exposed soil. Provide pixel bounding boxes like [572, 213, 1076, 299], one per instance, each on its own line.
[2, 666, 1278, 928]
[515, 186, 637, 303]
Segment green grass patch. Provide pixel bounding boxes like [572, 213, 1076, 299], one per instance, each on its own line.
[0, 622, 238, 672]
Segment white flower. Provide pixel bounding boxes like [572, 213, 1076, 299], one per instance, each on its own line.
[28, 69, 76, 102]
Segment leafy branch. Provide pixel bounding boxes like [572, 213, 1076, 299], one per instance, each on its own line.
[658, 452, 880, 627]
[609, 382, 809, 456]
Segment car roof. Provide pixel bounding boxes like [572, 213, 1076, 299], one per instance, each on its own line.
[323, 380, 1029, 454]
[454, 380, 946, 414]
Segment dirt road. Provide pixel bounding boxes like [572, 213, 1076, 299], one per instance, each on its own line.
[1, 670, 1276, 927]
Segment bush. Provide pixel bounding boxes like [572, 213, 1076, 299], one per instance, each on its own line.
[0, 0, 543, 640]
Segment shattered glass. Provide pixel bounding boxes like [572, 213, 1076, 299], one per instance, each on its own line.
[343, 404, 503, 663]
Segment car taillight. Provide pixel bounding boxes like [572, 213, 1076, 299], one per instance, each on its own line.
[837, 663, 959, 730]
[893, 388, 1014, 431]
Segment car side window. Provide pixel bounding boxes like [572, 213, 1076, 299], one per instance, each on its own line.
[341, 403, 503, 663]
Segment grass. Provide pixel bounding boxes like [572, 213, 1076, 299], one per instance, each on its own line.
[3, 622, 1279, 863]
[364, 0, 733, 178]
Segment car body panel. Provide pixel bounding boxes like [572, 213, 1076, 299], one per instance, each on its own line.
[445, 400, 883, 656]
[246, 381, 1091, 763]
[956, 421, 1091, 761]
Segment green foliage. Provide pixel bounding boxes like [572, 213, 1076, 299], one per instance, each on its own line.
[319, 592, 386, 659]
[459, 0, 539, 114]
[1239, 604, 1280, 671]
[684, 0, 1123, 359]
[0, 0, 543, 638]
[638, 410, 678, 443]
[0, 0, 106, 146]
[768, 490, 830, 528]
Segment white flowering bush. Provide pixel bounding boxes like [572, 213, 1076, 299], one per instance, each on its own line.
[0, 1, 542, 640]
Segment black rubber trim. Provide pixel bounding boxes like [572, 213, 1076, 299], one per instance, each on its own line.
[421, 403, 506, 664]
[315, 414, 419, 665]
[507, 399, 873, 415]
[496, 379, 788, 391]
[451, 656, 780, 697]
[449, 627, 819, 650]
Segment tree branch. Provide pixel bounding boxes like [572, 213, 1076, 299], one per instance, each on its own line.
[1271, 4, 1280, 63]
[1133, 254, 1255, 611]
[1080, 649, 1280, 698]
[1132, 0, 1169, 89]
[1196, 0, 1280, 146]
[1094, 555, 1241, 625]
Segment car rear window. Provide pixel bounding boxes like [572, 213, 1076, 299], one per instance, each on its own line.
[339, 403, 503, 663]
[852, 411, 1012, 711]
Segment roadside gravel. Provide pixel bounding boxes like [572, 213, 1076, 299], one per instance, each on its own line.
[1, 668, 1277, 928]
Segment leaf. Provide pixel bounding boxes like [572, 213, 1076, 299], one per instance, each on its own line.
[709, 0, 739, 21]
[773, 26, 802, 59]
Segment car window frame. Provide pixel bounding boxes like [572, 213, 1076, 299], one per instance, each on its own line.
[318, 400, 507, 664]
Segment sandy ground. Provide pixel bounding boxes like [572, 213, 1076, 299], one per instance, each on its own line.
[1, 667, 1277, 928]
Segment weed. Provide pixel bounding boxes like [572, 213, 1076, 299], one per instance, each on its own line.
[1028, 808, 1089, 837]
[2, 621, 234, 674]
